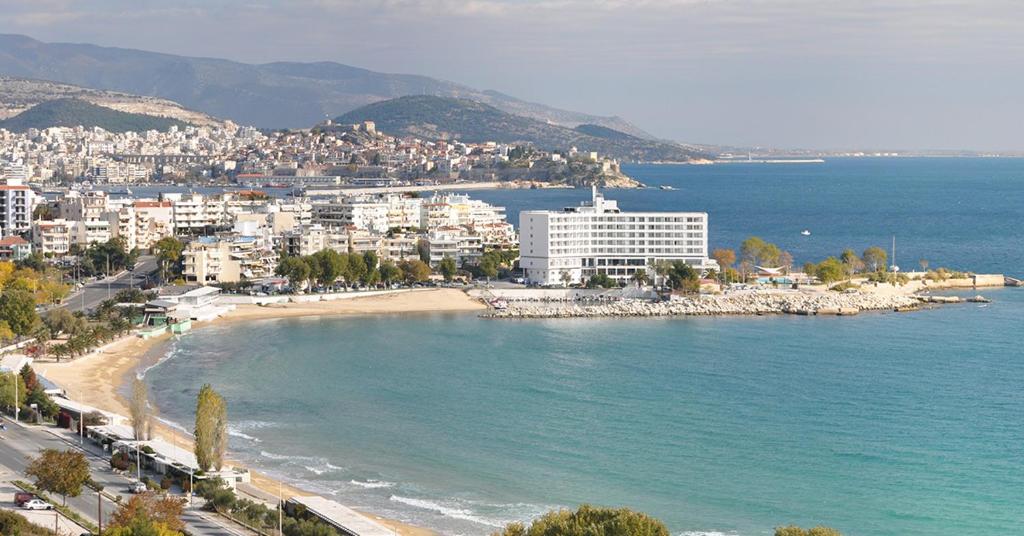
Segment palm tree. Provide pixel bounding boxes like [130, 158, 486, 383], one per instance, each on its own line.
[559, 270, 572, 288]
[631, 270, 650, 287]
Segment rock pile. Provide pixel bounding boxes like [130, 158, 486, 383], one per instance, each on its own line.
[484, 291, 925, 319]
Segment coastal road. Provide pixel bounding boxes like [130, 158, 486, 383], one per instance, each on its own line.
[0, 418, 252, 536]
[62, 255, 158, 314]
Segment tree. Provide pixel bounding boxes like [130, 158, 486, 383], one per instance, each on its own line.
[815, 257, 847, 284]
[0, 288, 38, 335]
[559, 270, 572, 287]
[0, 509, 60, 536]
[492, 505, 669, 536]
[919, 258, 929, 272]
[631, 270, 650, 287]
[667, 261, 700, 292]
[154, 237, 185, 282]
[710, 248, 736, 282]
[276, 256, 312, 289]
[130, 377, 152, 441]
[586, 273, 616, 289]
[345, 252, 367, 285]
[439, 256, 457, 282]
[110, 493, 185, 533]
[740, 236, 781, 267]
[415, 239, 431, 264]
[839, 249, 862, 275]
[105, 517, 183, 536]
[25, 449, 91, 505]
[194, 384, 228, 472]
[311, 249, 344, 287]
[0, 371, 27, 413]
[479, 256, 499, 279]
[399, 260, 431, 284]
[862, 246, 888, 272]
[44, 307, 87, 337]
[379, 261, 402, 285]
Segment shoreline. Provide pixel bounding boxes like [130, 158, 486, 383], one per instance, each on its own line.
[40, 288, 486, 536]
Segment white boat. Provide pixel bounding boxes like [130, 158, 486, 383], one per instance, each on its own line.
[659, 185, 676, 190]
[801, 229, 811, 236]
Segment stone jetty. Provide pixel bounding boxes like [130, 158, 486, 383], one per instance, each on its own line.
[484, 291, 929, 319]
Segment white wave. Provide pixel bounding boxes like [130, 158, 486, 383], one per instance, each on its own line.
[233, 420, 277, 431]
[259, 450, 298, 461]
[305, 465, 328, 475]
[389, 496, 506, 528]
[227, 426, 261, 443]
[137, 343, 183, 378]
[350, 479, 395, 489]
[678, 532, 741, 536]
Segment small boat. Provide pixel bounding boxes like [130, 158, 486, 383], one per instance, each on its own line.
[659, 185, 676, 190]
[801, 229, 811, 236]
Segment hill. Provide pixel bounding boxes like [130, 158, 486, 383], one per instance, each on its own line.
[0, 76, 222, 127]
[334, 96, 706, 162]
[0, 34, 652, 136]
[0, 98, 187, 133]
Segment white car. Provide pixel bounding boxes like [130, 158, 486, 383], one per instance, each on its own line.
[129, 481, 148, 494]
[22, 498, 53, 510]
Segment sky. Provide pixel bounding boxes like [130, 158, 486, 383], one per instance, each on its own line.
[1, 0, 1023, 150]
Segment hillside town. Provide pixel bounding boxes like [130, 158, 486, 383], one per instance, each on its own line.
[0, 120, 634, 187]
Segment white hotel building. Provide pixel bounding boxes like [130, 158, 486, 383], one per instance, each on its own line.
[519, 188, 715, 286]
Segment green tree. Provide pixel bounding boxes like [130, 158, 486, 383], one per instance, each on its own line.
[399, 260, 431, 284]
[194, 384, 228, 472]
[0, 371, 27, 413]
[839, 249, 862, 275]
[25, 449, 91, 505]
[492, 505, 669, 536]
[862, 246, 888, 272]
[153, 237, 185, 281]
[631, 270, 650, 287]
[587, 273, 616, 289]
[345, 252, 367, 286]
[276, 256, 312, 289]
[0, 509, 60, 536]
[0, 288, 39, 335]
[362, 251, 379, 275]
[439, 256, 458, 282]
[479, 256, 499, 279]
[379, 260, 402, 285]
[667, 261, 700, 292]
[815, 257, 847, 284]
[312, 250, 345, 287]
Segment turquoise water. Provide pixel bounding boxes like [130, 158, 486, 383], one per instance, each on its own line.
[144, 159, 1024, 536]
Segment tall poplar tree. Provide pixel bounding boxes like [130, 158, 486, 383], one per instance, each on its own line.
[194, 384, 228, 471]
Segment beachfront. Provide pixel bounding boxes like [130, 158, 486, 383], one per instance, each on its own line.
[38, 288, 484, 536]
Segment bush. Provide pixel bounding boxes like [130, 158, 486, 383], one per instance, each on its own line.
[160, 477, 173, 490]
[0, 509, 58, 535]
[111, 452, 131, 471]
[141, 445, 156, 455]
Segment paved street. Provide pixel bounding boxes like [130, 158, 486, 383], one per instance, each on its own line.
[62, 256, 159, 314]
[0, 417, 251, 535]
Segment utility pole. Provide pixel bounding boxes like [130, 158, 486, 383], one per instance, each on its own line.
[97, 488, 103, 536]
[13, 372, 18, 423]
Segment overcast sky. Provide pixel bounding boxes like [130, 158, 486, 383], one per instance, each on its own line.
[2, 0, 1022, 150]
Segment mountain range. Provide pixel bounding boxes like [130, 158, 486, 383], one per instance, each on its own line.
[334, 96, 706, 162]
[0, 34, 650, 137]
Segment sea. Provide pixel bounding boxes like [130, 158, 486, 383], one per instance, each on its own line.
[139, 158, 1024, 536]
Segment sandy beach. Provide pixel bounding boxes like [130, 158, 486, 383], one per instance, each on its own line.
[39, 288, 485, 536]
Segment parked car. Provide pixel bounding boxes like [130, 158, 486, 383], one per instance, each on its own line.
[13, 491, 36, 506]
[129, 481, 148, 494]
[22, 498, 53, 510]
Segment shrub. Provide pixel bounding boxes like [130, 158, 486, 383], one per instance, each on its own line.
[160, 477, 173, 490]
[111, 452, 131, 471]
[140, 445, 156, 455]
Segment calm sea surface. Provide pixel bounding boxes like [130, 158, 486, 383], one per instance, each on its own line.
[143, 159, 1024, 536]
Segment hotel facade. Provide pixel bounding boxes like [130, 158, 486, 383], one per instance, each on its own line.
[519, 188, 715, 286]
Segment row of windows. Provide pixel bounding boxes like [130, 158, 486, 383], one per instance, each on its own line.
[548, 215, 704, 224]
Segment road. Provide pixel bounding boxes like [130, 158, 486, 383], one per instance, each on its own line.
[0, 418, 251, 535]
[62, 256, 159, 314]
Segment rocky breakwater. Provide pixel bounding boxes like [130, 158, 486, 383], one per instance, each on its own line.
[484, 291, 924, 319]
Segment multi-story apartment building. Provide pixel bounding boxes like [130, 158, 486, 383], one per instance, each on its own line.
[425, 229, 483, 267]
[163, 193, 230, 234]
[519, 188, 715, 286]
[0, 178, 37, 235]
[0, 236, 32, 260]
[30, 219, 72, 256]
[183, 234, 276, 283]
[133, 200, 175, 250]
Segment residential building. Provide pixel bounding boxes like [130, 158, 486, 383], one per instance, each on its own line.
[519, 188, 715, 285]
[0, 178, 37, 235]
[0, 235, 31, 260]
[30, 219, 72, 256]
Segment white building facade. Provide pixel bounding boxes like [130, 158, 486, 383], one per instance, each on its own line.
[519, 189, 715, 286]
